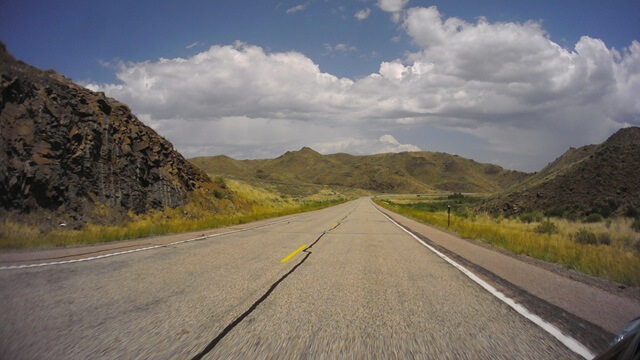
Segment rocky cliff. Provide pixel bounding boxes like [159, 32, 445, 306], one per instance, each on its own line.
[0, 43, 210, 225]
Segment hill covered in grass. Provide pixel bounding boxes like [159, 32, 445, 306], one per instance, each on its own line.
[482, 127, 640, 217]
[190, 147, 528, 194]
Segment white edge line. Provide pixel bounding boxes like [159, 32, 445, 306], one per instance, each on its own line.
[0, 215, 302, 271]
[372, 202, 596, 360]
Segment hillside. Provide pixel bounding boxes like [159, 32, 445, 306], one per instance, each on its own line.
[0, 43, 211, 228]
[482, 127, 640, 217]
[190, 147, 528, 194]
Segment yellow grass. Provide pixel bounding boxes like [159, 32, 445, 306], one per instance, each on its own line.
[375, 198, 640, 286]
[0, 179, 355, 249]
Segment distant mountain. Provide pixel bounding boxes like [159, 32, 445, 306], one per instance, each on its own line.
[191, 147, 527, 194]
[482, 127, 640, 217]
[0, 43, 210, 226]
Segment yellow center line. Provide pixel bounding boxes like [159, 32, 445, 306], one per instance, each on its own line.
[280, 244, 308, 263]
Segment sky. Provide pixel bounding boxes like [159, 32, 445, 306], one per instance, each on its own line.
[1, 0, 639, 172]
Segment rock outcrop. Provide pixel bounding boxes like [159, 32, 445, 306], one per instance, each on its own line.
[0, 43, 210, 224]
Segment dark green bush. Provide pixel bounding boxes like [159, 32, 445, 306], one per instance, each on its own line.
[597, 233, 612, 246]
[590, 205, 612, 218]
[624, 206, 638, 218]
[520, 212, 544, 223]
[447, 192, 464, 199]
[565, 212, 579, 222]
[583, 213, 604, 223]
[544, 207, 565, 218]
[534, 219, 558, 235]
[213, 190, 224, 199]
[575, 228, 597, 245]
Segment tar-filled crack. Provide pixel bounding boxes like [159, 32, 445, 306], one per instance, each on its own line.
[191, 211, 350, 360]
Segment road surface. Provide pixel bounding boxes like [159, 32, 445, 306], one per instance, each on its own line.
[0, 199, 599, 358]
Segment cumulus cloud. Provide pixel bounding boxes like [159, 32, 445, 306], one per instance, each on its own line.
[314, 134, 420, 155]
[286, 4, 306, 14]
[378, 134, 421, 151]
[377, 0, 409, 22]
[377, 0, 409, 13]
[354, 8, 371, 21]
[88, 7, 640, 171]
[394, 6, 640, 161]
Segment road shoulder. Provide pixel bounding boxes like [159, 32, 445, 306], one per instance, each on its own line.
[373, 202, 640, 354]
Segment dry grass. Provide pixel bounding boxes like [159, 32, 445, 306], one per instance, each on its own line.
[375, 197, 640, 286]
[0, 179, 356, 249]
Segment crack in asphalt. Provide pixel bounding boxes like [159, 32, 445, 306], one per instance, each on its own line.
[191, 208, 353, 359]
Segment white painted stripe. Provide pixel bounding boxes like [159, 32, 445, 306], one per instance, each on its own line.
[0, 215, 301, 270]
[372, 203, 596, 360]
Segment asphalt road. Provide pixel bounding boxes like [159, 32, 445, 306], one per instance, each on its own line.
[1, 199, 586, 359]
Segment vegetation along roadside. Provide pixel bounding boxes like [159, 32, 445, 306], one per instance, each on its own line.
[0, 178, 360, 249]
[374, 194, 640, 286]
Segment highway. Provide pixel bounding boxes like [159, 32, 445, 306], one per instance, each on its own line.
[0, 199, 600, 358]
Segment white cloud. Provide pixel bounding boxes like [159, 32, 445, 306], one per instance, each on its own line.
[335, 43, 357, 52]
[377, 0, 409, 13]
[186, 41, 201, 49]
[323, 43, 358, 55]
[378, 134, 421, 151]
[395, 5, 640, 160]
[355, 8, 371, 21]
[377, 0, 409, 22]
[314, 134, 420, 155]
[286, 4, 306, 14]
[88, 7, 640, 171]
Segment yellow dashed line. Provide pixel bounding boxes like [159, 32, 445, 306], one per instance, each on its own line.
[280, 244, 308, 263]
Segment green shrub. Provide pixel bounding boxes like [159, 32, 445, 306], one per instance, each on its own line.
[534, 219, 558, 235]
[544, 207, 565, 218]
[447, 192, 464, 199]
[583, 213, 604, 223]
[632, 218, 640, 233]
[575, 228, 597, 245]
[624, 206, 638, 218]
[455, 207, 471, 219]
[520, 212, 544, 223]
[597, 233, 612, 246]
[213, 176, 227, 189]
[565, 212, 579, 222]
[213, 190, 224, 199]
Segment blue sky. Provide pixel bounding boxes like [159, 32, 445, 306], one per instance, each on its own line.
[1, 0, 639, 171]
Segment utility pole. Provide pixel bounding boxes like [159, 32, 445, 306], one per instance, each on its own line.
[447, 205, 451, 228]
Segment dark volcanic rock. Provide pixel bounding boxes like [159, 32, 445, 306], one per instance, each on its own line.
[0, 43, 210, 221]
